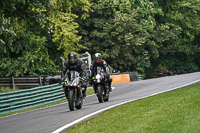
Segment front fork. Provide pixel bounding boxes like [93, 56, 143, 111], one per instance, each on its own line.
[93, 83, 105, 95]
[64, 87, 77, 100]
[64, 85, 82, 102]
[93, 84, 97, 94]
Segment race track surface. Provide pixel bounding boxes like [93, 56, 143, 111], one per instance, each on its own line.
[0, 72, 200, 133]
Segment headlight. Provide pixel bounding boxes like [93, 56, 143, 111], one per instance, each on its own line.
[72, 82, 77, 86]
[97, 79, 101, 83]
[72, 80, 78, 86]
[72, 78, 79, 86]
[96, 74, 101, 79]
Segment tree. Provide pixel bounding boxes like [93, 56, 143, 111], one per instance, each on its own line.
[153, 0, 200, 74]
[0, 0, 91, 77]
[48, 0, 91, 57]
[79, 0, 169, 74]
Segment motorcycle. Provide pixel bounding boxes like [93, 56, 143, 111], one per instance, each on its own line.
[92, 67, 110, 103]
[62, 71, 85, 111]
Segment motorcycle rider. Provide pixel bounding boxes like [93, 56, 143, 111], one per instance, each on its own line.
[61, 52, 87, 98]
[90, 53, 112, 92]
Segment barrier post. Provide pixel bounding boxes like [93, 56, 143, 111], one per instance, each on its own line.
[12, 76, 15, 89]
[39, 76, 42, 86]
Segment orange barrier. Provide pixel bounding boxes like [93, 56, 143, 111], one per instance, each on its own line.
[110, 74, 130, 84]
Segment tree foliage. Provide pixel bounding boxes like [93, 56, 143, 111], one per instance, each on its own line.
[0, 0, 90, 76]
[0, 0, 199, 78]
[79, 0, 200, 76]
[150, 0, 200, 76]
[79, 0, 176, 74]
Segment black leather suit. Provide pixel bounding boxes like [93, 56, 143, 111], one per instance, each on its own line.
[61, 59, 83, 79]
[61, 59, 87, 97]
[90, 60, 112, 91]
[91, 60, 108, 77]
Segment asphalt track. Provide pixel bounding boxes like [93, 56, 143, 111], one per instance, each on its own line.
[0, 72, 200, 133]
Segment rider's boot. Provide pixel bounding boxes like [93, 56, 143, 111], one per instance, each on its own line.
[82, 87, 87, 98]
[108, 82, 112, 92]
[108, 77, 112, 92]
[109, 87, 112, 92]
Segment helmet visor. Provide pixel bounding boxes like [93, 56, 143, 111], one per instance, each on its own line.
[70, 57, 75, 64]
[95, 56, 101, 63]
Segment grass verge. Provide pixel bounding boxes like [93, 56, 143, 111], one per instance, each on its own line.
[0, 88, 94, 118]
[67, 83, 200, 133]
[0, 87, 20, 93]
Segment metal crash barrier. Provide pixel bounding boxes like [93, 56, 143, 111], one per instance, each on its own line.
[0, 83, 64, 115]
[110, 74, 131, 84]
[110, 71, 140, 84]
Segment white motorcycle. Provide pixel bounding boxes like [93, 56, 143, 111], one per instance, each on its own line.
[92, 67, 110, 103]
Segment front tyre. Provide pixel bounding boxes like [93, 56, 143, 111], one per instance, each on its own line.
[104, 94, 109, 102]
[97, 85, 103, 103]
[68, 89, 75, 111]
[75, 98, 83, 109]
[75, 89, 83, 110]
[103, 87, 109, 102]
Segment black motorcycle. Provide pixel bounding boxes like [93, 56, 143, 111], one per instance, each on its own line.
[92, 67, 110, 103]
[62, 71, 84, 111]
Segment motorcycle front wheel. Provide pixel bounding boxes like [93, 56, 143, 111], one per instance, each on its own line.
[97, 84, 103, 103]
[75, 89, 83, 110]
[68, 89, 75, 111]
[104, 94, 109, 102]
[103, 87, 109, 102]
[75, 98, 83, 109]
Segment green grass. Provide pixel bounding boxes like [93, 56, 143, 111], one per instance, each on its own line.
[0, 88, 94, 117]
[67, 83, 200, 133]
[0, 87, 20, 93]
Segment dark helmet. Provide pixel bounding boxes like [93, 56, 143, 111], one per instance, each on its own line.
[68, 52, 77, 64]
[94, 53, 102, 64]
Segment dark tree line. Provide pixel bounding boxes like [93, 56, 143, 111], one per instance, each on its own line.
[1, 0, 200, 78]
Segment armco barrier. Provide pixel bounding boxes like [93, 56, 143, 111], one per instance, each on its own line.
[0, 83, 65, 115]
[110, 72, 141, 84]
[110, 74, 131, 84]
[138, 74, 143, 80]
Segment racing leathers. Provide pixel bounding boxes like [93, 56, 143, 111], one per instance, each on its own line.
[90, 60, 112, 92]
[61, 59, 87, 97]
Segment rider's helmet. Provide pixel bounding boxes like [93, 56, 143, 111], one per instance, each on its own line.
[94, 53, 102, 64]
[68, 52, 77, 64]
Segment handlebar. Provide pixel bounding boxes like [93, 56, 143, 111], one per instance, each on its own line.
[61, 76, 86, 82]
[60, 57, 65, 62]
